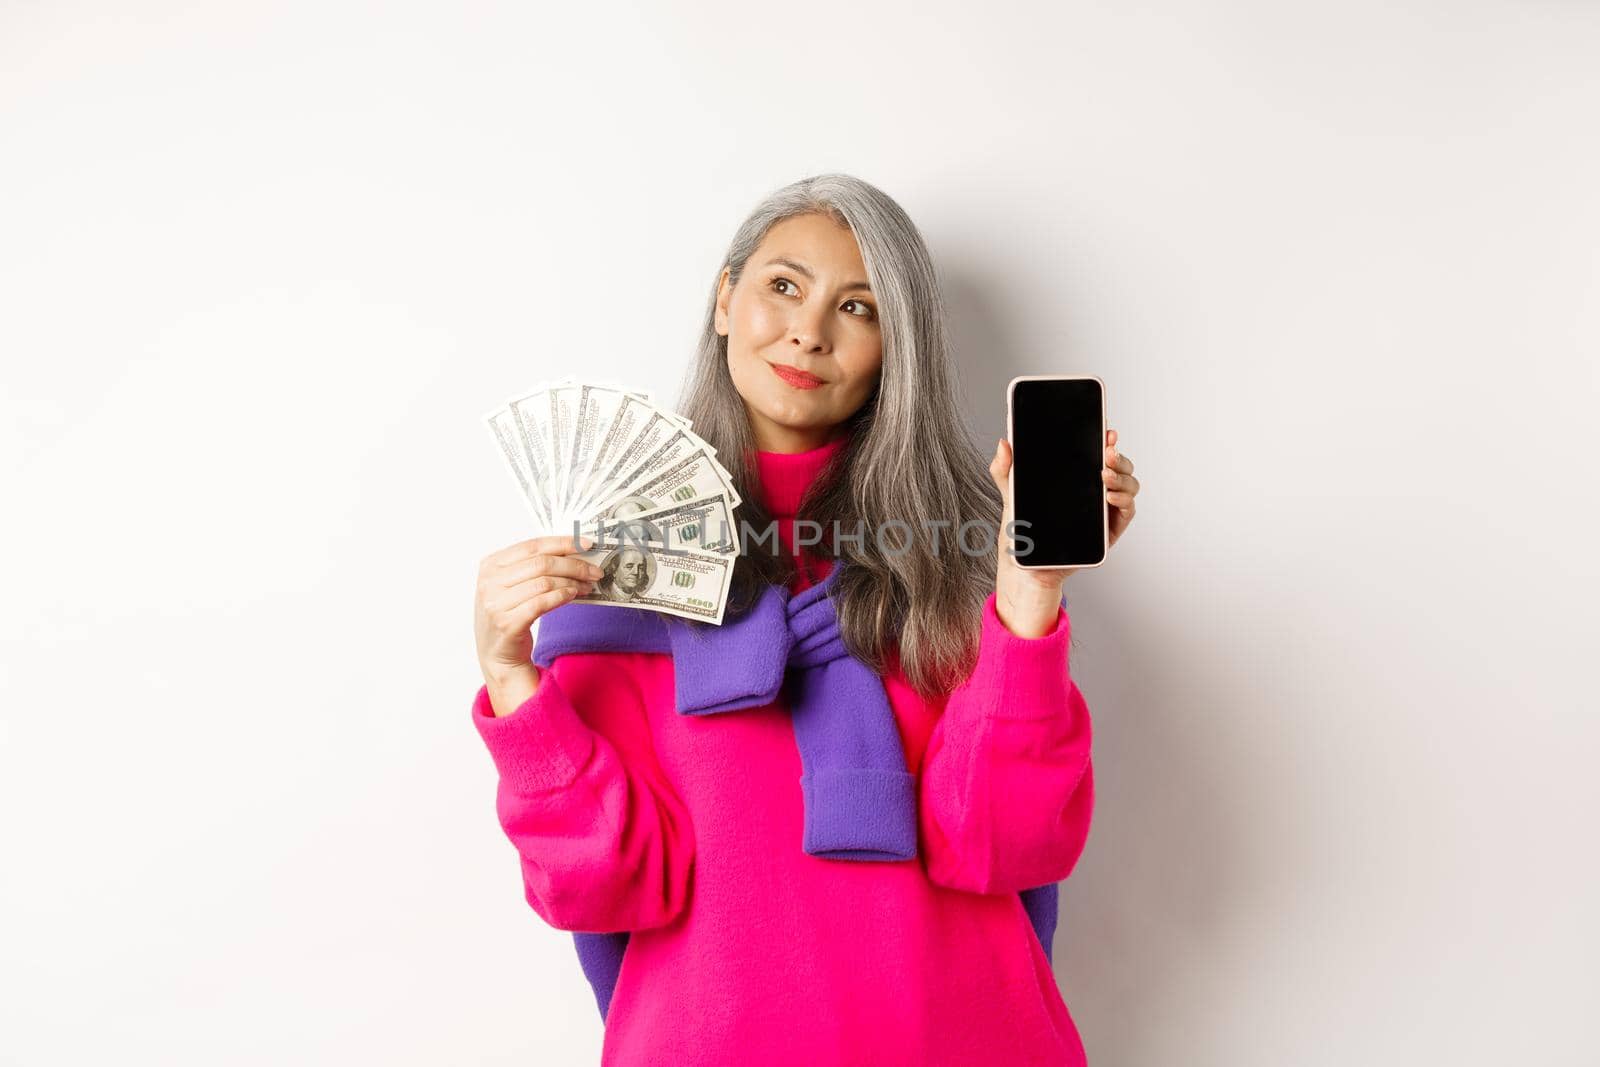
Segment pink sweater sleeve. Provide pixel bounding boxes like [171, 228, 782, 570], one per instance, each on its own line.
[918, 591, 1096, 896]
[469, 652, 696, 932]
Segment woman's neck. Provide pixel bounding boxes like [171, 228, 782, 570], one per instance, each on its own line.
[749, 415, 850, 455]
[753, 431, 849, 518]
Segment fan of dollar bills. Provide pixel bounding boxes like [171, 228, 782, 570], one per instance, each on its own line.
[484, 378, 742, 625]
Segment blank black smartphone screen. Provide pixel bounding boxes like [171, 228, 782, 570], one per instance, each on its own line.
[1009, 377, 1106, 568]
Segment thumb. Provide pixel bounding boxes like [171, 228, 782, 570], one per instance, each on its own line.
[989, 438, 1009, 487]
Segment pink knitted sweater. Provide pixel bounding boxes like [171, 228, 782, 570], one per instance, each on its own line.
[470, 434, 1096, 1065]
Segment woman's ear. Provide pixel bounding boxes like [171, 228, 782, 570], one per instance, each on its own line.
[713, 267, 733, 337]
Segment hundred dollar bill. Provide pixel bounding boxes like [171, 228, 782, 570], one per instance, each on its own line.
[568, 393, 655, 517]
[574, 492, 740, 556]
[483, 403, 552, 530]
[567, 385, 654, 519]
[579, 409, 694, 517]
[618, 447, 741, 514]
[506, 382, 564, 524]
[563, 538, 736, 625]
[544, 381, 583, 521]
[603, 430, 740, 510]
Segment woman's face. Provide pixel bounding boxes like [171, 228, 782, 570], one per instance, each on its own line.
[716, 212, 883, 453]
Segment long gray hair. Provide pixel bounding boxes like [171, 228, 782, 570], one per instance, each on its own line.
[677, 174, 1002, 698]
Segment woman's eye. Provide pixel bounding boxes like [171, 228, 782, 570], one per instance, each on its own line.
[771, 278, 799, 296]
[842, 300, 876, 320]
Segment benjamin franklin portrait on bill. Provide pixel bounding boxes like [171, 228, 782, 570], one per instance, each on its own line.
[595, 545, 653, 602]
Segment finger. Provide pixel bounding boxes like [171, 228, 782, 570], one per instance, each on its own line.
[1108, 428, 1118, 448]
[506, 572, 594, 603]
[502, 584, 585, 632]
[991, 439, 1015, 509]
[498, 554, 605, 588]
[989, 437, 1010, 480]
[491, 574, 594, 614]
[1100, 473, 1139, 495]
[535, 531, 600, 556]
[993, 439, 1015, 511]
[1102, 470, 1139, 494]
[484, 537, 555, 568]
[483, 534, 547, 566]
[489, 533, 598, 567]
[1107, 491, 1137, 508]
[1103, 440, 1133, 469]
[532, 584, 585, 617]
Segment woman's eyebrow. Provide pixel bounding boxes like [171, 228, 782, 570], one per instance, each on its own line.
[763, 256, 872, 294]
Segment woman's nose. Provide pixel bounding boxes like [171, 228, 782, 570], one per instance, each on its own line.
[788, 304, 831, 353]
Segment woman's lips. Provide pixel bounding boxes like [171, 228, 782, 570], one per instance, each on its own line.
[769, 362, 826, 390]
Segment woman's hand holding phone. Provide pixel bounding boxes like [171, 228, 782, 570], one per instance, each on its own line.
[1100, 428, 1139, 546]
[473, 534, 605, 717]
[989, 428, 1139, 639]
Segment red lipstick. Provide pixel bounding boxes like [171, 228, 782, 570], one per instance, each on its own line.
[769, 362, 826, 390]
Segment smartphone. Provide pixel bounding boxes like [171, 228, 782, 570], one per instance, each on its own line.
[1005, 375, 1108, 569]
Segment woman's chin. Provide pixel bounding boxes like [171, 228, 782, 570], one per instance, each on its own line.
[736, 380, 859, 444]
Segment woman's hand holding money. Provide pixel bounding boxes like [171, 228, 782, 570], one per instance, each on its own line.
[474, 533, 602, 717]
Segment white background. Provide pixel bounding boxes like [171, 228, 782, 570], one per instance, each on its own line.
[3, 2, 1596, 1064]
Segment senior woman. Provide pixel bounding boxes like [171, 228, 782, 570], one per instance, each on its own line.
[469, 173, 1140, 1066]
